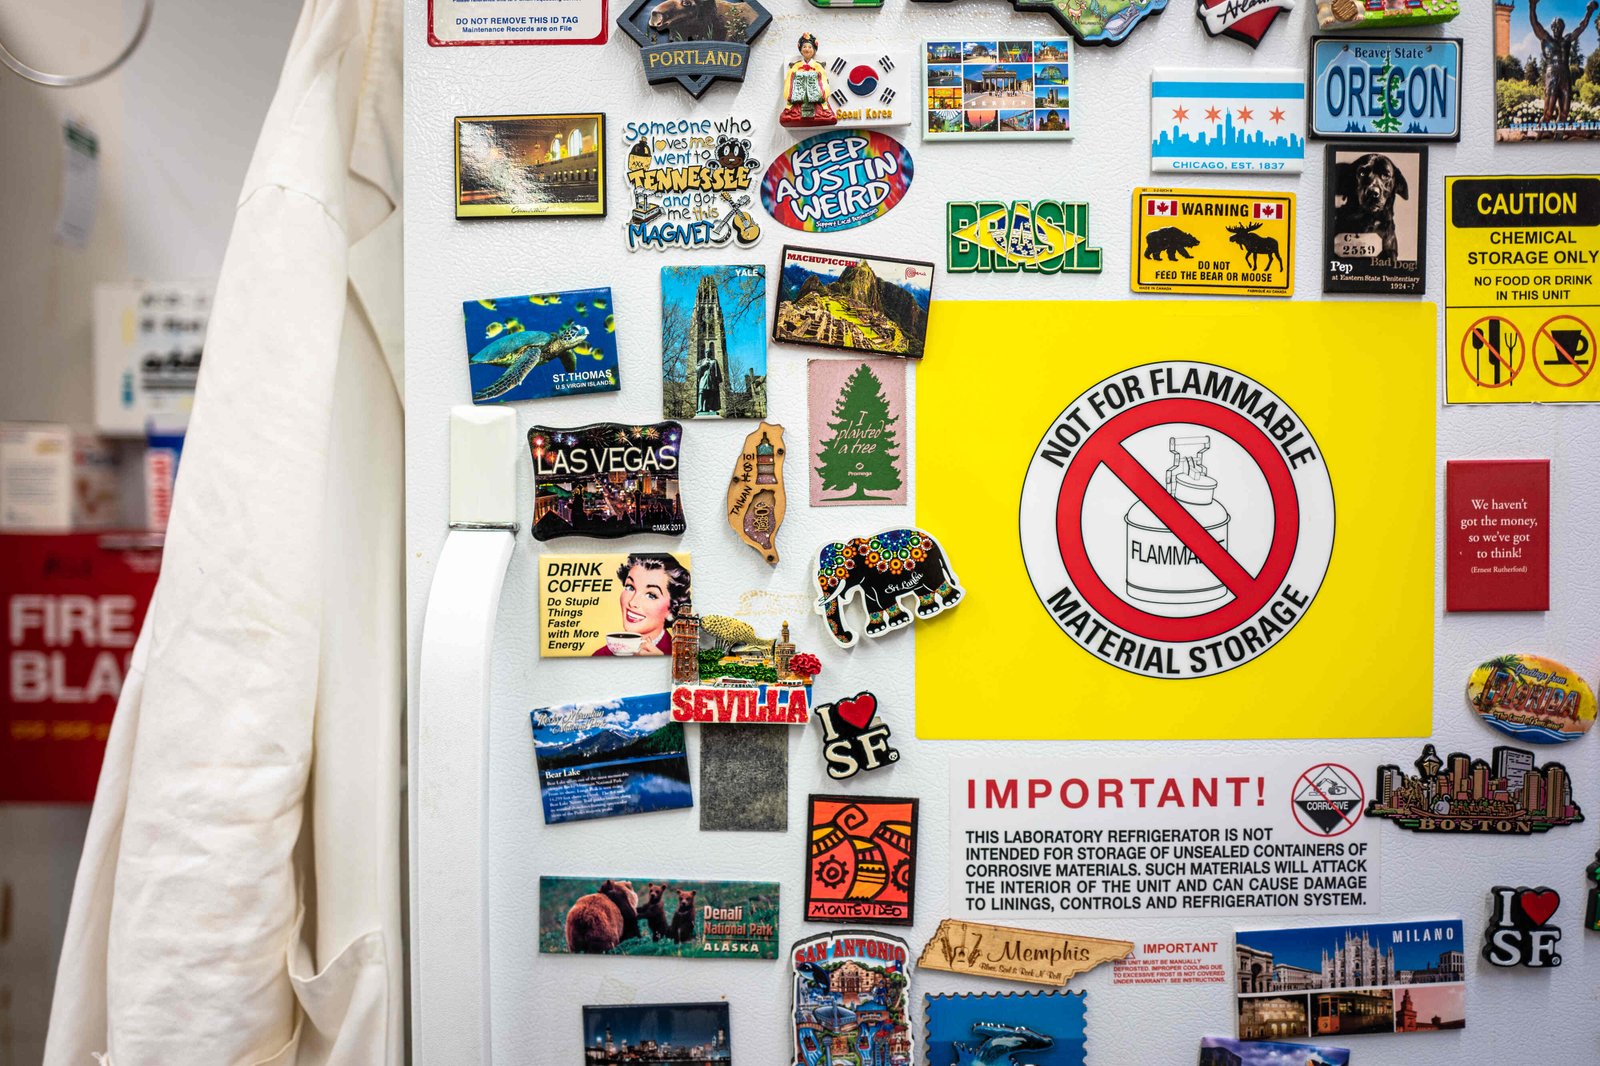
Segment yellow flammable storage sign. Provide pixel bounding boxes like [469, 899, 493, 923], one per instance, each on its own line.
[1445, 175, 1600, 403]
[916, 302, 1434, 740]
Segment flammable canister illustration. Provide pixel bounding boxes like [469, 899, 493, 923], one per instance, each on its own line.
[1125, 435, 1229, 605]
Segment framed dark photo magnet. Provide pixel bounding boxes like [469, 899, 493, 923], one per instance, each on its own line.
[454, 113, 607, 219]
[1323, 144, 1426, 295]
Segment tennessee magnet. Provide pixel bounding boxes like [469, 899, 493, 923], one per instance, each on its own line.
[1483, 886, 1563, 968]
[947, 200, 1103, 274]
[623, 118, 762, 252]
[1197, 0, 1293, 48]
[616, 0, 771, 98]
[813, 528, 965, 649]
[1132, 189, 1295, 296]
[813, 691, 898, 779]
[1467, 653, 1596, 744]
[805, 795, 918, 924]
[727, 423, 787, 564]
[1019, 363, 1333, 679]
[1367, 742, 1584, 835]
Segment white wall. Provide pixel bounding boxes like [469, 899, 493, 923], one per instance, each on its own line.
[0, 2, 299, 1061]
[404, 2, 1600, 1063]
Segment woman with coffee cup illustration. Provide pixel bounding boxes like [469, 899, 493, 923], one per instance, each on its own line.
[592, 552, 692, 656]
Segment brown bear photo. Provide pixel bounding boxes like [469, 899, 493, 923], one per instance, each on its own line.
[668, 888, 697, 943]
[638, 883, 671, 941]
[564, 879, 640, 953]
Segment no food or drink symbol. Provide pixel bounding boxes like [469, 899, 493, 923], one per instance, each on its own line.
[1020, 362, 1335, 679]
[1460, 316, 1525, 388]
[1533, 315, 1595, 389]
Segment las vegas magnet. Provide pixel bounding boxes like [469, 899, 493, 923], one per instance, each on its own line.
[1019, 362, 1334, 679]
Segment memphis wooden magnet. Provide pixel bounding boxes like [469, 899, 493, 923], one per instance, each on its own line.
[813, 691, 898, 779]
[1483, 885, 1563, 968]
[918, 919, 1132, 986]
[728, 422, 786, 564]
[813, 528, 964, 648]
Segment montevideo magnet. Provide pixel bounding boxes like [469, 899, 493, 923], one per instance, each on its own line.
[727, 423, 786, 563]
[792, 930, 914, 1066]
[527, 422, 684, 541]
[947, 199, 1102, 274]
[807, 358, 907, 507]
[821, 52, 911, 128]
[464, 288, 620, 403]
[1467, 653, 1595, 744]
[1316, 0, 1458, 31]
[661, 265, 767, 418]
[1310, 37, 1462, 141]
[541, 875, 779, 958]
[428, 0, 607, 46]
[1151, 68, 1305, 174]
[918, 920, 1132, 985]
[774, 246, 933, 357]
[1322, 144, 1427, 295]
[926, 991, 1086, 1066]
[536, 551, 692, 657]
[1367, 742, 1584, 834]
[922, 39, 1074, 141]
[623, 117, 762, 252]
[454, 113, 606, 219]
[1197, 0, 1293, 48]
[1132, 188, 1295, 296]
[615, 0, 771, 98]
[814, 691, 898, 780]
[912, 0, 1169, 47]
[761, 130, 913, 233]
[813, 528, 964, 649]
[1483, 885, 1563, 967]
[805, 795, 918, 923]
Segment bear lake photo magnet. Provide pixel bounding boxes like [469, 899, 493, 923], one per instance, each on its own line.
[1310, 37, 1462, 141]
[1323, 145, 1427, 294]
[529, 694, 692, 824]
[454, 113, 606, 218]
[463, 288, 620, 403]
[541, 876, 779, 957]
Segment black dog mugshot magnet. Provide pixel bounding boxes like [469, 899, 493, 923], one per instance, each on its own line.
[1323, 144, 1427, 295]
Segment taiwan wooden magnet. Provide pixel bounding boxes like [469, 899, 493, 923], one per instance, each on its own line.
[781, 34, 838, 129]
[761, 132, 914, 233]
[464, 288, 620, 403]
[805, 795, 918, 923]
[661, 265, 767, 418]
[919, 920, 1132, 985]
[922, 39, 1074, 141]
[947, 200, 1102, 274]
[927, 991, 1087, 1066]
[813, 528, 963, 649]
[792, 931, 913, 1065]
[616, 0, 771, 98]
[1366, 742, 1584, 834]
[728, 423, 786, 563]
[625, 118, 762, 252]
[912, 0, 1169, 47]
[1484, 885, 1563, 967]
[814, 691, 897, 779]
[1468, 654, 1596, 744]
[454, 114, 606, 219]
[670, 613, 818, 724]
[527, 422, 684, 540]
[1197, 0, 1293, 48]
[1323, 144, 1427, 295]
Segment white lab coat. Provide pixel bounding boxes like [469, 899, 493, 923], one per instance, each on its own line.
[43, 0, 404, 1061]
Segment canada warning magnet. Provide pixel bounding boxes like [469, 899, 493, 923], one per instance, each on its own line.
[1468, 654, 1595, 744]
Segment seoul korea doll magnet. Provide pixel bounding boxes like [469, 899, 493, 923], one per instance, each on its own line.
[454, 113, 606, 219]
[727, 423, 786, 564]
[1483, 885, 1563, 967]
[947, 199, 1102, 274]
[615, 0, 771, 98]
[661, 265, 767, 418]
[623, 118, 762, 252]
[805, 795, 918, 923]
[463, 288, 620, 403]
[813, 528, 964, 649]
[1367, 742, 1584, 834]
[781, 34, 838, 129]
[1150, 68, 1305, 174]
[1310, 37, 1462, 141]
[922, 39, 1074, 141]
[1467, 653, 1595, 744]
[1322, 145, 1427, 295]
[813, 692, 898, 780]
[792, 930, 913, 1065]
[527, 422, 684, 540]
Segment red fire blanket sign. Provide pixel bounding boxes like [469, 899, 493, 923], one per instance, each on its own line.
[2, 534, 161, 802]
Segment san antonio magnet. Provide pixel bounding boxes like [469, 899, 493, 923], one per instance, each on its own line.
[1019, 362, 1334, 679]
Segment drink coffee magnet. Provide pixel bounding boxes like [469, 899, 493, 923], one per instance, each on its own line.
[1483, 886, 1562, 968]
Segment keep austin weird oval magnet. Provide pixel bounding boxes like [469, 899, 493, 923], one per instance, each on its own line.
[1019, 362, 1334, 679]
[761, 129, 913, 233]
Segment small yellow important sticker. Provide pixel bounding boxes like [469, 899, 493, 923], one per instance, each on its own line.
[1131, 187, 1295, 297]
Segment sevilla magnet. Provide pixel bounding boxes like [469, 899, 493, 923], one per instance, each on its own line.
[728, 423, 786, 564]
[1482, 885, 1563, 968]
[670, 612, 820, 724]
[812, 528, 964, 649]
[814, 691, 898, 779]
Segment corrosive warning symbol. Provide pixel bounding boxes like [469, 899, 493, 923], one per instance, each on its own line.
[1020, 362, 1335, 679]
[1293, 762, 1365, 837]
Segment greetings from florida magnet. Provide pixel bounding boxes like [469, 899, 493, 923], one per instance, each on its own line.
[616, 0, 771, 98]
[805, 795, 918, 923]
[1467, 653, 1596, 744]
[761, 130, 913, 233]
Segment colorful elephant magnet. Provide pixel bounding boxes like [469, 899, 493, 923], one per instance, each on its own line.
[728, 423, 786, 564]
[812, 527, 963, 648]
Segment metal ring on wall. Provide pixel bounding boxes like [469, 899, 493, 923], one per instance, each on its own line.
[0, 0, 154, 88]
